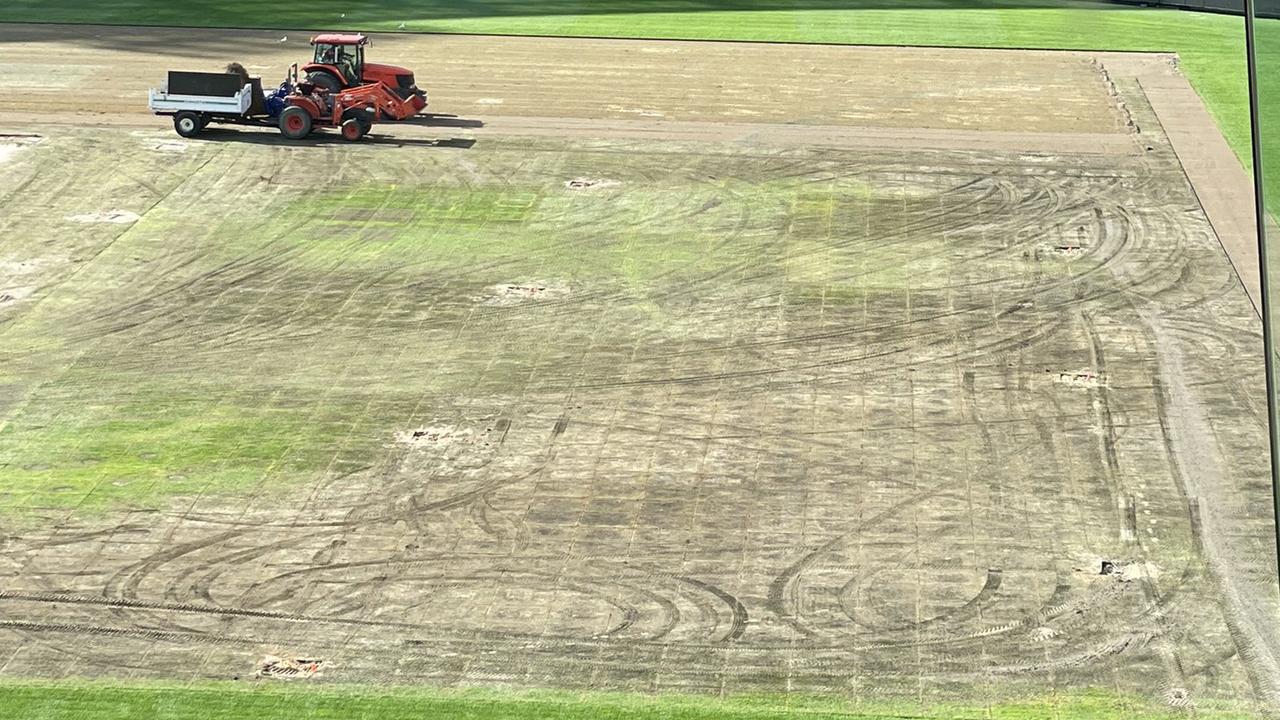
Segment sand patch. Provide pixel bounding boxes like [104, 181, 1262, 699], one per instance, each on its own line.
[67, 210, 141, 224]
[0, 286, 36, 305]
[1051, 369, 1104, 388]
[395, 424, 471, 447]
[256, 655, 326, 679]
[480, 281, 571, 305]
[0, 135, 41, 164]
[565, 178, 620, 191]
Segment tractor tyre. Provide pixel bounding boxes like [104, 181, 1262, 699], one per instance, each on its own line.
[340, 118, 365, 142]
[173, 111, 202, 138]
[306, 71, 342, 93]
[279, 106, 313, 140]
[341, 108, 375, 138]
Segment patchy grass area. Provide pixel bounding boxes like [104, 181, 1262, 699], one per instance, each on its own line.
[0, 682, 1265, 720]
[0, 134, 856, 514]
[0, 43, 1275, 718]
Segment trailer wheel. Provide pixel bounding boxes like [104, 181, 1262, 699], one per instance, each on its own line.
[279, 106, 313, 140]
[340, 118, 365, 142]
[173, 111, 202, 138]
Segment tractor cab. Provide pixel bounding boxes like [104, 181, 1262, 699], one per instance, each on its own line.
[301, 33, 428, 115]
[310, 33, 366, 86]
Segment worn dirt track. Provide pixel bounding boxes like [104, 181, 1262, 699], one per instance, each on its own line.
[1, 24, 1126, 132]
[0, 25, 1277, 716]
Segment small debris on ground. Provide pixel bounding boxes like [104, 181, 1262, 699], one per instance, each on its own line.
[256, 655, 325, 679]
[1030, 626, 1060, 641]
[396, 425, 468, 447]
[396, 420, 511, 449]
[1050, 369, 1104, 388]
[1100, 560, 1115, 575]
[480, 281, 571, 305]
[605, 105, 664, 118]
[66, 210, 141, 225]
[565, 177, 621, 191]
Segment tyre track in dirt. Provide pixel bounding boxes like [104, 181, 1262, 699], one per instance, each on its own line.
[0, 32, 1270, 710]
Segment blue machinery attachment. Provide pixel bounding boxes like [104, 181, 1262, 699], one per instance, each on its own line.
[264, 81, 294, 119]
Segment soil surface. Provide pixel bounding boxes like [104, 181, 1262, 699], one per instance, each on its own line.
[1, 25, 1127, 132]
[0, 25, 1275, 716]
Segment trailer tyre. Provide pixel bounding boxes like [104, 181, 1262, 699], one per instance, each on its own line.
[173, 111, 202, 138]
[279, 106, 313, 140]
[340, 118, 366, 142]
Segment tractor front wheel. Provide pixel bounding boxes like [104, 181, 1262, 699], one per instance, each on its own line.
[340, 118, 366, 142]
[173, 111, 202, 138]
[279, 106, 313, 140]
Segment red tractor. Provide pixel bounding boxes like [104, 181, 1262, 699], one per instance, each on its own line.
[279, 65, 427, 141]
[303, 33, 427, 116]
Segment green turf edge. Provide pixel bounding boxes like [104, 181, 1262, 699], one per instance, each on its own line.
[0, 680, 1265, 720]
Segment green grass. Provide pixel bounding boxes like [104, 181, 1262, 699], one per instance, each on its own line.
[0, 681, 1264, 720]
[305, 182, 748, 281]
[1, 389, 330, 514]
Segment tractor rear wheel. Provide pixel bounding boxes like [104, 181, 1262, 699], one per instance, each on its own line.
[278, 106, 313, 140]
[306, 71, 342, 93]
[173, 111, 202, 138]
[340, 118, 366, 142]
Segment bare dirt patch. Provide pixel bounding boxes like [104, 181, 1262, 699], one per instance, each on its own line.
[1051, 369, 1106, 388]
[0, 24, 1127, 134]
[148, 140, 189, 153]
[66, 210, 140, 224]
[0, 286, 36, 305]
[395, 424, 469, 447]
[480, 281, 571, 305]
[0, 135, 41, 164]
[256, 655, 326, 680]
[565, 177, 621, 190]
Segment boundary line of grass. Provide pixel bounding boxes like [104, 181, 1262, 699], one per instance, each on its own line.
[0, 19, 1182, 56]
[0, 679, 1266, 720]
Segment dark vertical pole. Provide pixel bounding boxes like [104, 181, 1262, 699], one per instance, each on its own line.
[1244, 0, 1280, 589]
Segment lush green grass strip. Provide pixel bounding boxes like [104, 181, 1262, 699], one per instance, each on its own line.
[0, 681, 1264, 720]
